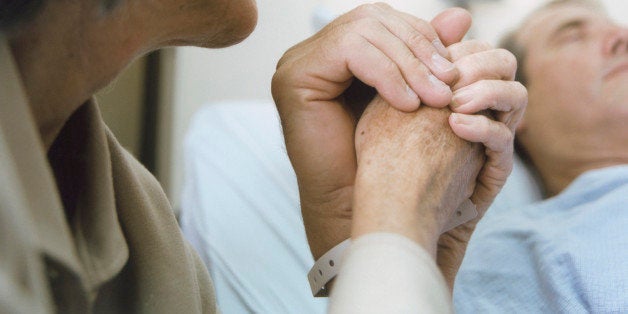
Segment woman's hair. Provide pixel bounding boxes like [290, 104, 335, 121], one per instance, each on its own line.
[0, 0, 45, 30]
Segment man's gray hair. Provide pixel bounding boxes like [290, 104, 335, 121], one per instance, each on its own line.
[497, 0, 604, 87]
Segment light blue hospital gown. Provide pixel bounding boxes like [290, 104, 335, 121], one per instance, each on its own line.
[454, 165, 628, 313]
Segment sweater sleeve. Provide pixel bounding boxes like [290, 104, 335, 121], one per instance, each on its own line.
[328, 232, 453, 314]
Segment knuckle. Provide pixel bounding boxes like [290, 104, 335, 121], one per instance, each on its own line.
[338, 28, 364, 49]
[353, 3, 380, 18]
[401, 52, 422, 70]
[490, 121, 514, 147]
[373, 2, 392, 10]
[380, 59, 400, 77]
[473, 39, 494, 51]
[479, 115, 493, 133]
[275, 53, 290, 69]
[514, 81, 528, 99]
[511, 81, 528, 108]
[484, 81, 502, 106]
[405, 58, 430, 81]
[503, 128, 515, 143]
[411, 19, 434, 36]
[482, 116, 496, 131]
[512, 80, 526, 92]
[496, 48, 518, 78]
[407, 31, 432, 52]
[353, 16, 380, 31]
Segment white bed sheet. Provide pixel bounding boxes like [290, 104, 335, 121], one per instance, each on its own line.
[179, 100, 542, 314]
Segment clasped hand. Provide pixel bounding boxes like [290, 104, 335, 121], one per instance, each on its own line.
[272, 3, 526, 288]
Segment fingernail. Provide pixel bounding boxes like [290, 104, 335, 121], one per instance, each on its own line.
[428, 74, 450, 94]
[432, 53, 455, 73]
[432, 39, 449, 58]
[451, 113, 474, 125]
[452, 88, 473, 108]
[406, 84, 418, 100]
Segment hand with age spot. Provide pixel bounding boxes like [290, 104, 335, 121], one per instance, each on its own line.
[272, 4, 473, 261]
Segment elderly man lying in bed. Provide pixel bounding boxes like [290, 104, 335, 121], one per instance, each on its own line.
[455, 0, 628, 312]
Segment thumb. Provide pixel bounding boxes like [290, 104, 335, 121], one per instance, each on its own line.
[431, 7, 472, 46]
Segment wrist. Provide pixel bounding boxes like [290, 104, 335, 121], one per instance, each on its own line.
[351, 175, 441, 257]
[299, 184, 354, 259]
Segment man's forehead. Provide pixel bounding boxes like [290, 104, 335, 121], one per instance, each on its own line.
[517, 2, 605, 46]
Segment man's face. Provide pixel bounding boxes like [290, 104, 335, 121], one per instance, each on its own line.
[516, 3, 628, 162]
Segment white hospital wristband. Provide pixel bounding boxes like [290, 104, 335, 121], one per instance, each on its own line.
[306, 199, 477, 297]
[307, 238, 351, 297]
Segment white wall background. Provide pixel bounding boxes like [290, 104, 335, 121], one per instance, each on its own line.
[472, 0, 627, 46]
[161, 0, 316, 205]
[160, 0, 627, 205]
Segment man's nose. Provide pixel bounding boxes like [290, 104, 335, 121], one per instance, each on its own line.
[603, 25, 628, 56]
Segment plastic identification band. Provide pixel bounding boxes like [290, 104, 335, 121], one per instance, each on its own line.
[307, 238, 351, 297]
[307, 199, 477, 297]
[442, 199, 478, 233]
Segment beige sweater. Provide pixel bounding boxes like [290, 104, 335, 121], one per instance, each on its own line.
[0, 35, 217, 313]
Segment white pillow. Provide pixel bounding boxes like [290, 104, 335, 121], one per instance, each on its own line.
[487, 154, 544, 215]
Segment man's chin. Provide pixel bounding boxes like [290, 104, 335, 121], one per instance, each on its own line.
[179, 21, 256, 48]
[163, 30, 253, 49]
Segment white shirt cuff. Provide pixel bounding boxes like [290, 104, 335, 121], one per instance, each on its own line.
[328, 232, 453, 314]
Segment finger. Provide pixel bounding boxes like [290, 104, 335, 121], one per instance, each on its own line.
[430, 7, 472, 46]
[451, 80, 527, 131]
[368, 3, 445, 53]
[344, 33, 422, 111]
[353, 3, 443, 44]
[383, 9, 459, 84]
[449, 113, 513, 154]
[352, 3, 458, 88]
[354, 19, 453, 108]
[453, 49, 518, 90]
[346, 4, 446, 58]
[447, 39, 493, 62]
[395, 11, 449, 56]
[448, 113, 514, 210]
[274, 22, 428, 113]
[471, 149, 514, 214]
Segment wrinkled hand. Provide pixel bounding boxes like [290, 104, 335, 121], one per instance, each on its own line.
[352, 97, 484, 254]
[436, 40, 527, 288]
[352, 40, 526, 288]
[272, 4, 472, 259]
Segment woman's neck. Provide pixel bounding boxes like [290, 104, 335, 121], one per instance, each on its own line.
[7, 1, 143, 149]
